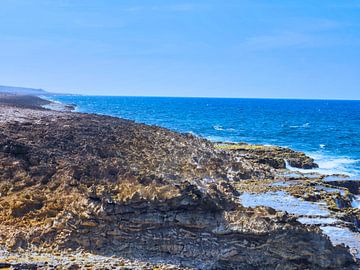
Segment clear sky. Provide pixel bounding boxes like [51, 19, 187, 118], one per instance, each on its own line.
[0, 0, 359, 99]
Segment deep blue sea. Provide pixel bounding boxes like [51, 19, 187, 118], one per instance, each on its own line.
[47, 95, 360, 178]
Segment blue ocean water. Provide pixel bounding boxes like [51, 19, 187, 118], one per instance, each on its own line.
[48, 95, 360, 178]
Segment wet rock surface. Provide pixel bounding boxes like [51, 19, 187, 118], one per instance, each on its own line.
[235, 176, 360, 259]
[0, 97, 358, 269]
[326, 180, 360, 195]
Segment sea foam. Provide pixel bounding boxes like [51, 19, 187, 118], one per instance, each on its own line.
[286, 152, 359, 178]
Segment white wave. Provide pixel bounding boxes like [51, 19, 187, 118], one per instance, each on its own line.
[40, 96, 76, 112]
[39, 95, 61, 104]
[320, 144, 326, 149]
[285, 153, 359, 177]
[213, 125, 224, 131]
[289, 123, 310, 128]
[317, 158, 357, 170]
[213, 125, 236, 132]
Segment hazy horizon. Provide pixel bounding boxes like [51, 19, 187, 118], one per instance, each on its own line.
[2, 83, 360, 101]
[0, 0, 359, 99]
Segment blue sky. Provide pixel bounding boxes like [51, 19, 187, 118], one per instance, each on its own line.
[0, 0, 359, 99]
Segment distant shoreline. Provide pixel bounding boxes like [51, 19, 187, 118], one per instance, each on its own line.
[0, 93, 52, 108]
[0, 93, 76, 111]
[44, 93, 360, 101]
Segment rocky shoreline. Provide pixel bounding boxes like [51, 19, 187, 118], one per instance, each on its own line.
[0, 95, 359, 269]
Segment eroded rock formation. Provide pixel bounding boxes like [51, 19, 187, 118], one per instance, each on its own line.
[0, 98, 357, 269]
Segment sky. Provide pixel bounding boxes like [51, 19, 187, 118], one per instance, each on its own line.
[0, 0, 359, 99]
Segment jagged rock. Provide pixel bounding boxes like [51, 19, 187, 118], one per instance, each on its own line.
[215, 143, 318, 169]
[0, 99, 357, 269]
[328, 180, 360, 195]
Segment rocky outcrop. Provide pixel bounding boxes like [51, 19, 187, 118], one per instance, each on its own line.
[215, 143, 318, 169]
[0, 100, 357, 269]
[0, 178, 355, 269]
[327, 180, 360, 195]
[0, 94, 51, 108]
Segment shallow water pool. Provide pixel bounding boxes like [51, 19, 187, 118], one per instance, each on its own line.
[239, 191, 330, 216]
[320, 226, 360, 259]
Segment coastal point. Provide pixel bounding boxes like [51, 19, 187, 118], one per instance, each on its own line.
[0, 95, 359, 269]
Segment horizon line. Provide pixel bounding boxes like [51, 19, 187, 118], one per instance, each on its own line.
[1, 84, 359, 101]
[50, 92, 360, 101]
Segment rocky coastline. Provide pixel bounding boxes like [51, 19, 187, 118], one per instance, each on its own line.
[0, 95, 359, 269]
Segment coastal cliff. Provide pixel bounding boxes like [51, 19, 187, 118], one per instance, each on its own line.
[0, 95, 358, 269]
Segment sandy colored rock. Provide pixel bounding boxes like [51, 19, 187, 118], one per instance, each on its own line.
[0, 97, 357, 269]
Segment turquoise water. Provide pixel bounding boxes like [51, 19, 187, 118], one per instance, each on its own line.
[47, 95, 360, 178]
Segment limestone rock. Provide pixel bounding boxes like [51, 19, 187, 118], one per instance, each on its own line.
[0, 102, 357, 269]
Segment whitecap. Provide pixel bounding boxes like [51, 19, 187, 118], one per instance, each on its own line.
[289, 123, 310, 129]
[285, 153, 359, 177]
[206, 135, 236, 143]
[213, 125, 224, 131]
[318, 158, 357, 169]
[213, 125, 236, 132]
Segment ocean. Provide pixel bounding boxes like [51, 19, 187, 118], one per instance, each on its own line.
[47, 95, 360, 178]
